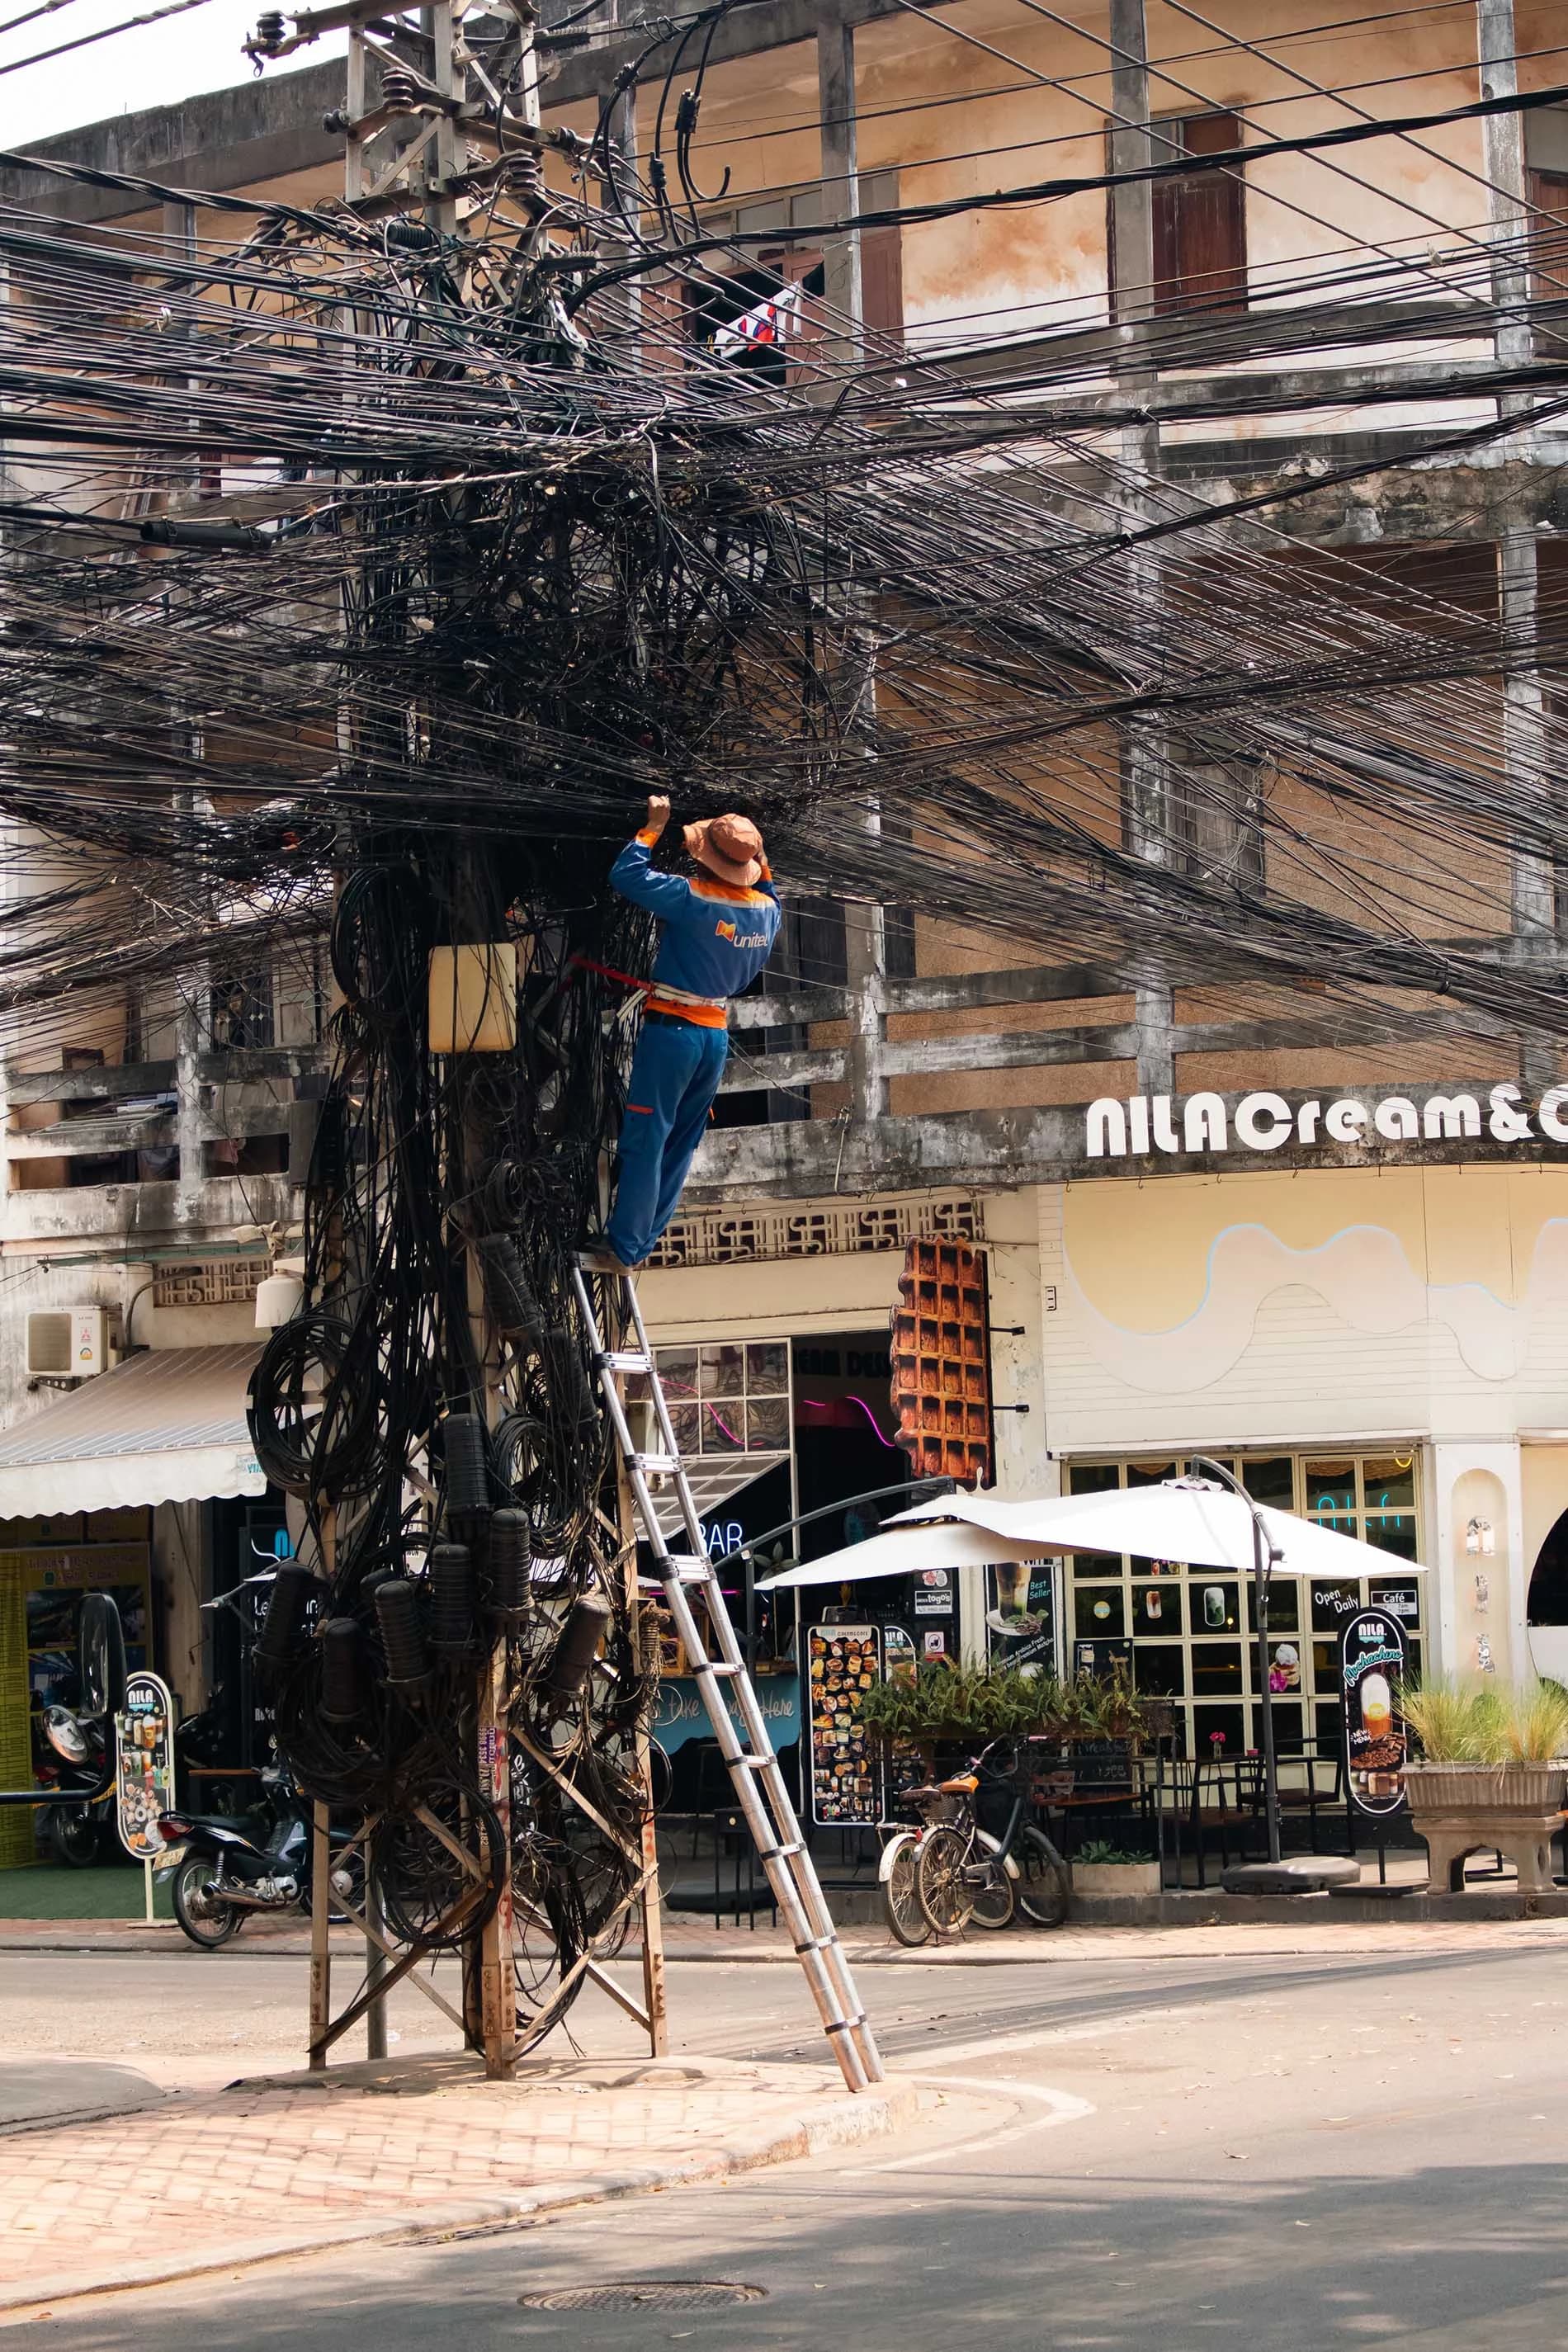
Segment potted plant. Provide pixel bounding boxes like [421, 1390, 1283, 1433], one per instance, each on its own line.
[1070, 1838, 1161, 1897]
[1400, 1675, 1568, 1893]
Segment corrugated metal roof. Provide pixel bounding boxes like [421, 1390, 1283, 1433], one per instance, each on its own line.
[0, 1345, 262, 1465]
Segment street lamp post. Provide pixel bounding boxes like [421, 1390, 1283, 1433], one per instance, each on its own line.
[1190, 1456, 1283, 1866]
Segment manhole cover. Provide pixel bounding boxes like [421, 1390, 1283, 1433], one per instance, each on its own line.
[519, 2283, 764, 2312]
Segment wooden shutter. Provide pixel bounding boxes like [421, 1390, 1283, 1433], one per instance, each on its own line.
[860, 224, 904, 343]
[1527, 167, 1568, 302]
[1151, 111, 1246, 315]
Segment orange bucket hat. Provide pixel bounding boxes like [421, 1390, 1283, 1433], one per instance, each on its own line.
[683, 812, 764, 887]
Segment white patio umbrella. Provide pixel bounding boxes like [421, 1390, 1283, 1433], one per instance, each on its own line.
[887, 1478, 1429, 1583]
[756, 1514, 1038, 1590]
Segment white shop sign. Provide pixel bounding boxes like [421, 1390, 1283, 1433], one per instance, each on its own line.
[1085, 1084, 1566, 1164]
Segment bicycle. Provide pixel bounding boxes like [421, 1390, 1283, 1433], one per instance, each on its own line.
[914, 1739, 1071, 1936]
[878, 1778, 961, 1947]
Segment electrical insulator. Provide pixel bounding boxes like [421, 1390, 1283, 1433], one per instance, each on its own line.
[382, 64, 418, 115]
[504, 145, 543, 201]
[428, 1542, 475, 1660]
[487, 1508, 531, 1627]
[444, 1410, 490, 1541]
[545, 1590, 612, 1697]
[374, 1579, 430, 1691]
[254, 11, 285, 53]
[319, 1618, 367, 1723]
[254, 1561, 315, 1678]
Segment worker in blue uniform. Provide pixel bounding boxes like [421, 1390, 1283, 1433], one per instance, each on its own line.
[595, 793, 781, 1271]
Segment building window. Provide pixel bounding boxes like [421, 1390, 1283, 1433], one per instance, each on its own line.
[1064, 1451, 1422, 1760]
[640, 1339, 791, 1459]
[1149, 111, 1247, 314]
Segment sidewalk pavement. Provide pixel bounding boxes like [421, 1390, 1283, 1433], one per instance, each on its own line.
[0, 2050, 921, 2319]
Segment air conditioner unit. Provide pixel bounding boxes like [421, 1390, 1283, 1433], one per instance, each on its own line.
[26, 1306, 110, 1378]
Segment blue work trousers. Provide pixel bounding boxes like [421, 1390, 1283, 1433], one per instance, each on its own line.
[607, 1013, 729, 1266]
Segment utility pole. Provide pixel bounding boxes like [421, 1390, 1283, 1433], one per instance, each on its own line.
[1108, 0, 1176, 1104]
[250, 0, 676, 2079]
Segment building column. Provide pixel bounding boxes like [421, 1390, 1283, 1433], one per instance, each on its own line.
[1477, 1, 1556, 1082]
[819, 9, 886, 1124]
[604, 0, 640, 337]
[817, 9, 863, 370]
[1108, 0, 1175, 1098]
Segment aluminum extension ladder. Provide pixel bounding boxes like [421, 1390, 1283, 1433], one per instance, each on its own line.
[572, 1260, 884, 2092]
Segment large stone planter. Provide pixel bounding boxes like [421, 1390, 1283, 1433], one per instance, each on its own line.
[1403, 1760, 1568, 1894]
[1071, 1859, 1161, 1898]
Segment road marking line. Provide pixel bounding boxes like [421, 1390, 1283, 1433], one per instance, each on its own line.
[903, 2003, 1208, 2071]
[846, 2076, 1095, 2173]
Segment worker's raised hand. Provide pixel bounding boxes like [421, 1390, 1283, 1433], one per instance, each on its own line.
[645, 793, 671, 838]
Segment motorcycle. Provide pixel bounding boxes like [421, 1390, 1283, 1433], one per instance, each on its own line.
[156, 1764, 361, 1949]
[35, 1703, 113, 1868]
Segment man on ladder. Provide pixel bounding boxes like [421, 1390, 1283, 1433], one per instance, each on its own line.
[588, 793, 781, 1273]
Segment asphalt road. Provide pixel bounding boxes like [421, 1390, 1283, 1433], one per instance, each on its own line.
[6, 1943, 1568, 2349]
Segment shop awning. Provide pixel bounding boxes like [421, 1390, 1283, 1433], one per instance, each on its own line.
[649, 1449, 790, 1542]
[0, 1344, 267, 1517]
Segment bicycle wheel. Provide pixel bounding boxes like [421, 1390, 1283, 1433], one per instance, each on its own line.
[1015, 1827, 1070, 1928]
[968, 1835, 1016, 1930]
[917, 1824, 975, 1937]
[883, 1833, 931, 1947]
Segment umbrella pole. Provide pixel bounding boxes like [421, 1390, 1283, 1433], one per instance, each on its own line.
[1253, 1508, 1282, 1866]
[1192, 1458, 1282, 1866]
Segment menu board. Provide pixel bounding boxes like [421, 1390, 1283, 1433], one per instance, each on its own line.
[115, 1670, 175, 1860]
[807, 1624, 881, 1826]
[1341, 1607, 1408, 1817]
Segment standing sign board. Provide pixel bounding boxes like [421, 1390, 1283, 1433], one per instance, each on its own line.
[115, 1670, 175, 1859]
[806, 1624, 881, 1826]
[1341, 1608, 1408, 1816]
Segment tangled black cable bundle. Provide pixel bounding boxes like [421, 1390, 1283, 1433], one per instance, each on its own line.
[12, 15, 1568, 2043]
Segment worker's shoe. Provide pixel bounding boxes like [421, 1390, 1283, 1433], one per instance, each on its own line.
[579, 1245, 644, 1277]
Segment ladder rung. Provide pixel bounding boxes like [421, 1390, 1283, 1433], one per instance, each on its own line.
[734, 1754, 772, 1770]
[631, 1452, 680, 1476]
[690, 1660, 741, 1678]
[601, 1350, 651, 1373]
[794, 1934, 839, 1955]
[824, 2014, 868, 2038]
[663, 1561, 711, 1586]
[758, 1841, 804, 1863]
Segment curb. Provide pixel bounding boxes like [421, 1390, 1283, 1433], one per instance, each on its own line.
[0, 2074, 920, 2321]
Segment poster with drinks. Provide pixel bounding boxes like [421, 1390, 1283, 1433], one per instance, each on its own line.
[1341, 1608, 1407, 1816]
[806, 1625, 881, 1826]
[986, 1558, 1057, 1670]
[114, 1669, 175, 1860]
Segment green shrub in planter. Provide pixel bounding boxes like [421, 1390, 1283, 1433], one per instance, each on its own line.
[1400, 1674, 1568, 1764]
[859, 1662, 1148, 1753]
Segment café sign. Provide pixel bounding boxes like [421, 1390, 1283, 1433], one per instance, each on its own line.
[1086, 1083, 1562, 1163]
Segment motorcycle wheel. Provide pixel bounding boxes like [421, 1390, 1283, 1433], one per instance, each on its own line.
[172, 1857, 244, 1949]
[48, 1807, 101, 1868]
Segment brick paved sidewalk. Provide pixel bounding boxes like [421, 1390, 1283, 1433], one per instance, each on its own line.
[0, 2051, 916, 2317]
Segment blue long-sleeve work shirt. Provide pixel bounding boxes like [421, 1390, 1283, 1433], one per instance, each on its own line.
[609, 828, 781, 1027]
